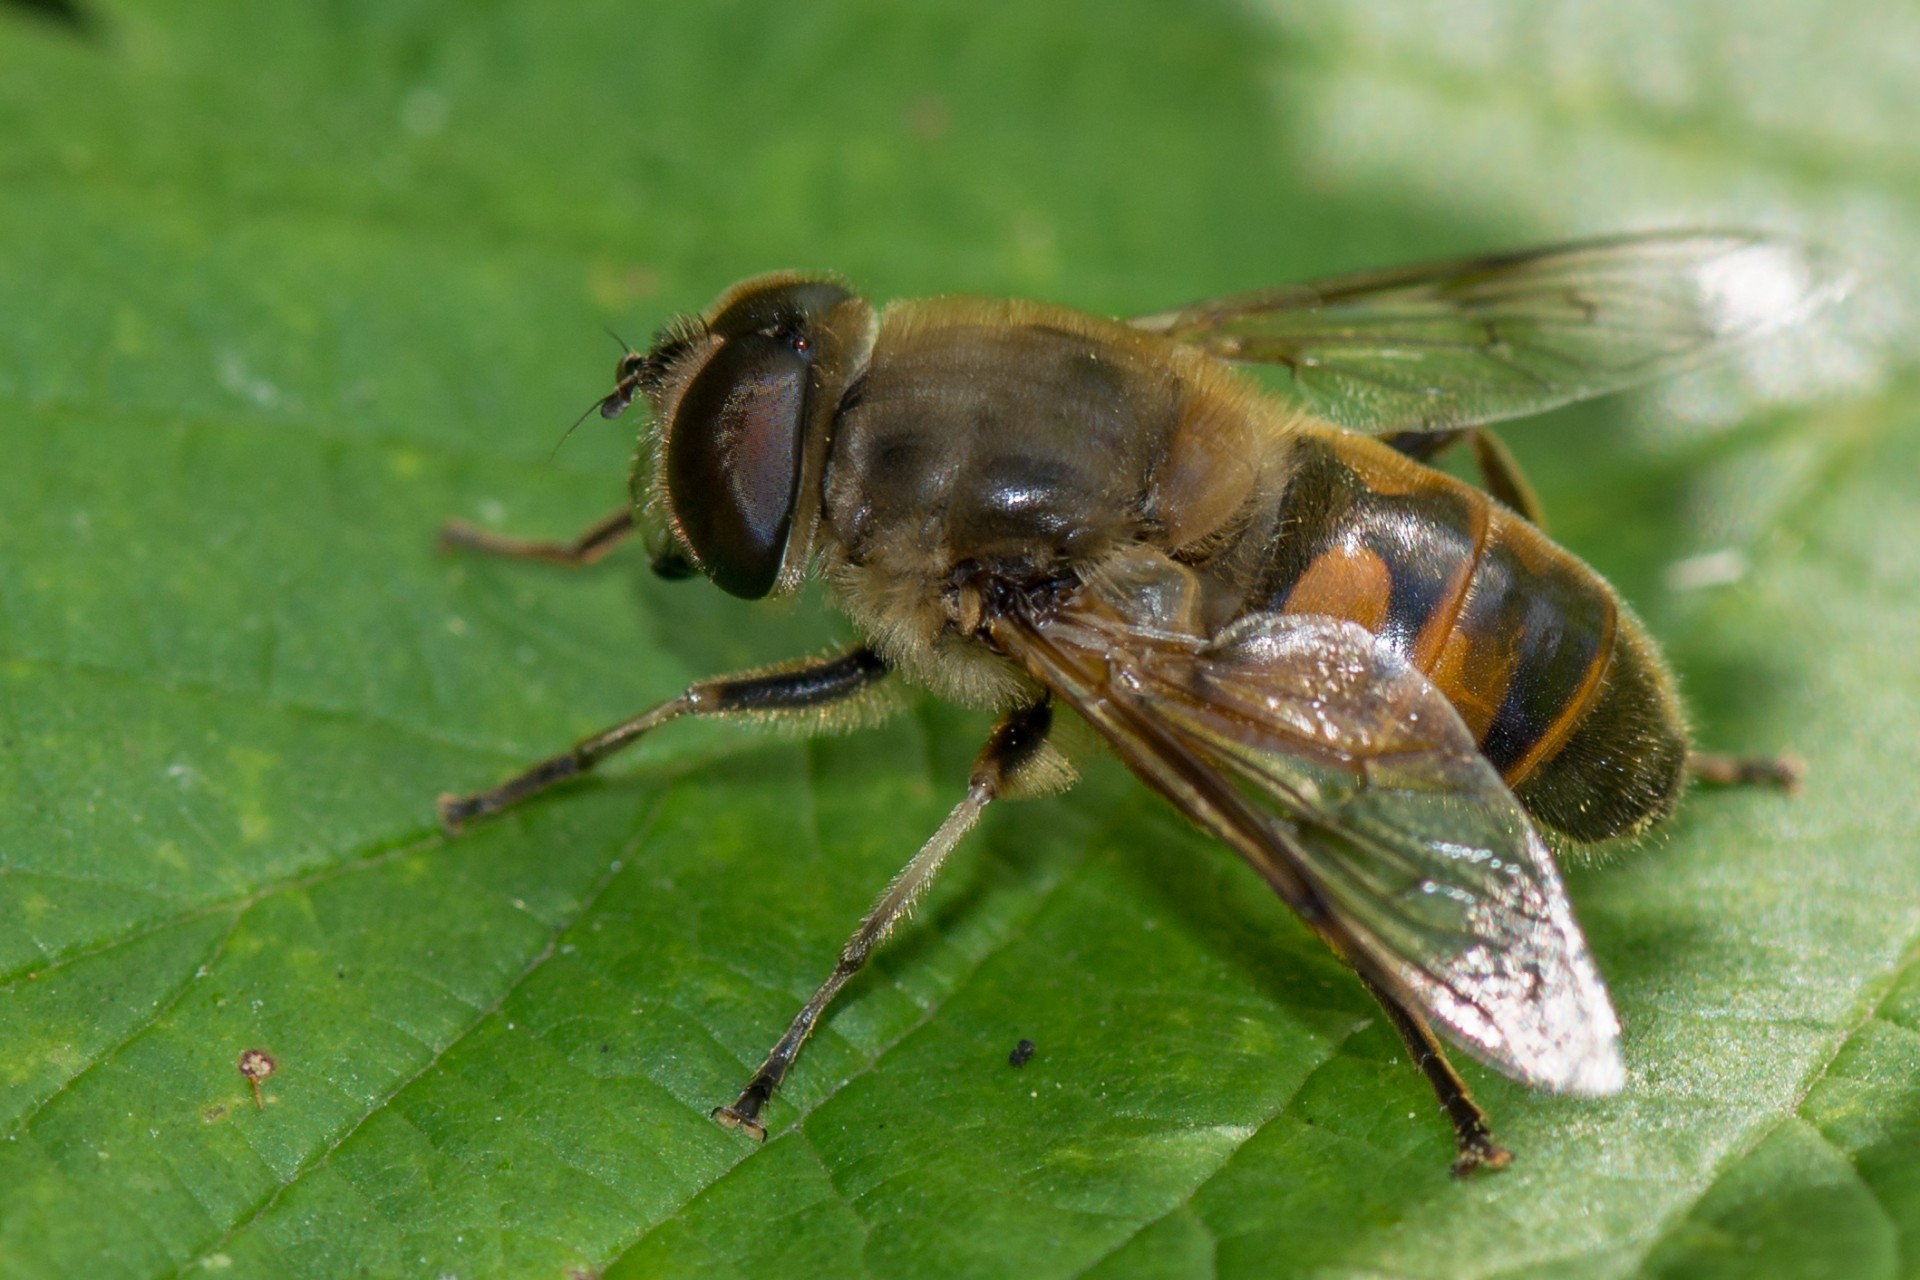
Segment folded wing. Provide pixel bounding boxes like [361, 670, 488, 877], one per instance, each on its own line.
[1131, 231, 1847, 434]
[992, 555, 1623, 1093]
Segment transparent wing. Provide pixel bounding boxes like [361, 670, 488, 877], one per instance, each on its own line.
[1131, 231, 1849, 433]
[991, 553, 1623, 1093]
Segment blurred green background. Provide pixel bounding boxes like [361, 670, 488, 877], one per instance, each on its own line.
[1, 2, 1914, 1277]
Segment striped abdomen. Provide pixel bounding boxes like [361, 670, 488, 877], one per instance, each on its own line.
[1248, 427, 1686, 841]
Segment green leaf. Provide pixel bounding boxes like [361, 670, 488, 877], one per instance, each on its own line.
[1, 2, 1915, 1277]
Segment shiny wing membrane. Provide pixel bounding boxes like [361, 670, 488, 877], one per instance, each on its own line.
[1131, 232, 1848, 434]
[991, 553, 1623, 1094]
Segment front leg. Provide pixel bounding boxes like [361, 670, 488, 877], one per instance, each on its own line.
[439, 648, 892, 832]
[439, 507, 636, 567]
[439, 506, 698, 579]
[714, 697, 1060, 1140]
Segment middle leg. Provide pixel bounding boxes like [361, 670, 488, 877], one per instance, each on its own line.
[713, 697, 1059, 1139]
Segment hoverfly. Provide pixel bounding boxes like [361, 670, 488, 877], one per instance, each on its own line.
[438, 233, 1843, 1172]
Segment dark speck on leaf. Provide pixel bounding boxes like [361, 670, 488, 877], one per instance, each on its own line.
[1009, 1038, 1036, 1068]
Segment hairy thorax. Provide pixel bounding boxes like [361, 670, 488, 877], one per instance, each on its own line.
[817, 296, 1293, 706]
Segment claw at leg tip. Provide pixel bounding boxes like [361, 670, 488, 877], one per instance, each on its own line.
[435, 794, 469, 836]
[712, 1105, 768, 1142]
[1450, 1142, 1513, 1178]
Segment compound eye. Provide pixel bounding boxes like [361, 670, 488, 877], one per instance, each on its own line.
[666, 332, 810, 598]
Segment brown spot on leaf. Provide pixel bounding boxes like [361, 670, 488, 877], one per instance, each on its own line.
[237, 1048, 276, 1110]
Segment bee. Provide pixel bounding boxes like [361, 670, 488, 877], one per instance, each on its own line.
[438, 233, 1842, 1172]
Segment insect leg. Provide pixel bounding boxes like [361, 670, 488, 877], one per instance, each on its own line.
[439, 507, 635, 566]
[1466, 428, 1547, 527]
[1357, 973, 1512, 1176]
[1688, 751, 1804, 792]
[713, 698, 1056, 1141]
[437, 648, 891, 832]
[1383, 428, 1546, 526]
[1382, 428, 1467, 463]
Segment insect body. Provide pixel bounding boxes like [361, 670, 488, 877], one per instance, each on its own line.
[439, 233, 1841, 1171]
